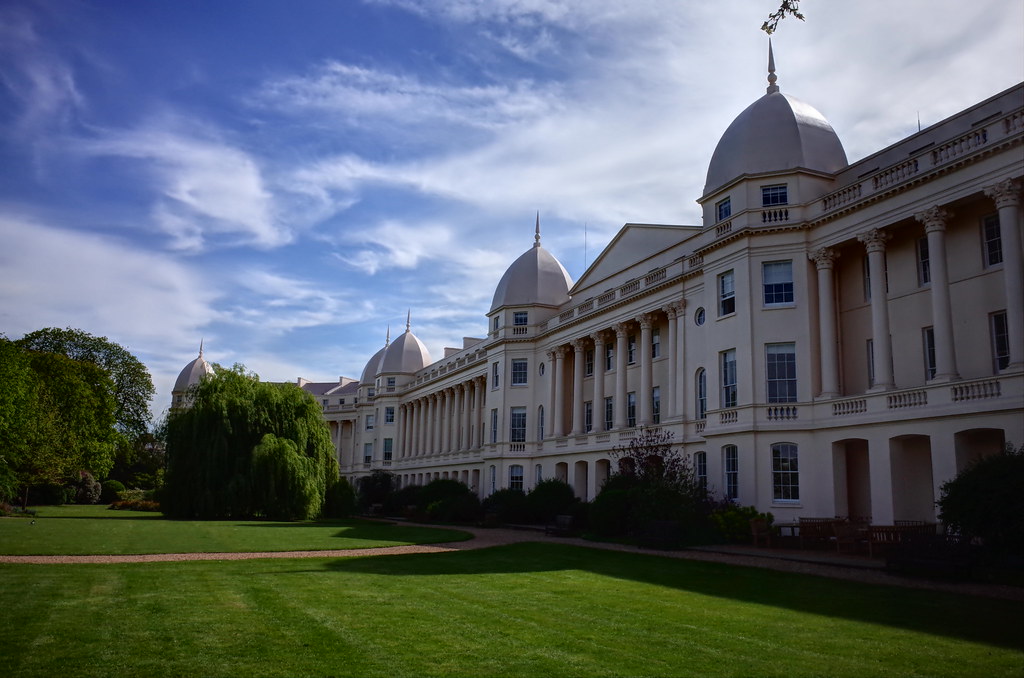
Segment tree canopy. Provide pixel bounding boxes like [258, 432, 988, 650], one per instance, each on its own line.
[0, 336, 120, 505]
[17, 327, 155, 440]
[163, 364, 339, 520]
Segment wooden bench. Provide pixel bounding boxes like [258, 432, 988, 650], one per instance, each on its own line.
[750, 518, 773, 548]
[868, 523, 937, 557]
[798, 518, 841, 550]
[545, 514, 574, 537]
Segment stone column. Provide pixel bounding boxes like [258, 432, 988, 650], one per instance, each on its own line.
[397, 404, 406, 458]
[662, 303, 679, 419]
[553, 346, 567, 437]
[637, 313, 655, 426]
[915, 206, 960, 381]
[857, 228, 895, 390]
[590, 331, 607, 431]
[453, 384, 464, 452]
[546, 350, 556, 439]
[413, 399, 423, 456]
[476, 376, 487, 448]
[570, 338, 587, 435]
[810, 247, 841, 398]
[440, 389, 451, 453]
[614, 322, 629, 429]
[424, 395, 435, 456]
[985, 178, 1024, 370]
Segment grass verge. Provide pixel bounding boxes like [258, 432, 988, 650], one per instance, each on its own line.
[0, 504, 469, 555]
[2, 542, 1022, 677]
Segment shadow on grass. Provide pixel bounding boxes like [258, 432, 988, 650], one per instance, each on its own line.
[309, 542, 1024, 652]
[232, 520, 473, 544]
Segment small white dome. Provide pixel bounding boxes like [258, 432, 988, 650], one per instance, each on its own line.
[173, 347, 213, 393]
[379, 327, 431, 375]
[490, 221, 572, 312]
[360, 344, 388, 385]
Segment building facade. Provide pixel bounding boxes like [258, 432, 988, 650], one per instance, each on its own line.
[255, 64, 1024, 524]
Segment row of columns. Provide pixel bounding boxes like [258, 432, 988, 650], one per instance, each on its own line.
[397, 375, 487, 458]
[545, 301, 686, 438]
[811, 178, 1022, 395]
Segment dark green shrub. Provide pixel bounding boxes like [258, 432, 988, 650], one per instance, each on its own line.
[109, 499, 161, 511]
[322, 476, 356, 518]
[589, 488, 633, 537]
[357, 470, 396, 511]
[710, 503, 774, 544]
[384, 484, 423, 516]
[425, 493, 481, 523]
[938, 443, 1024, 554]
[100, 479, 126, 504]
[482, 488, 530, 524]
[33, 483, 70, 505]
[526, 479, 577, 523]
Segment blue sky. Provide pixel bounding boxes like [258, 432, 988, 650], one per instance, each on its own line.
[2, 0, 1022, 421]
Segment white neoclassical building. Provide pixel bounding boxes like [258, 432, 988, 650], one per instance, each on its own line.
[187, 56, 1023, 525]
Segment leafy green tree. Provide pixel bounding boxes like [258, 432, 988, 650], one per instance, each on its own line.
[163, 364, 338, 520]
[938, 443, 1024, 554]
[0, 337, 37, 502]
[17, 328, 155, 441]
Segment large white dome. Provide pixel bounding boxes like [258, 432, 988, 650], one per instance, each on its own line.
[490, 221, 572, 312]
[378, 321, 431, 375]
[703, 47, 847, 196]
[173, 345, 213, 393]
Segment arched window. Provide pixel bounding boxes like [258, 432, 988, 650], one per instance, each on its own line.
[696, 368, 707, 420]
[722, 445, 738, 500]
[694, 451, 707, 489]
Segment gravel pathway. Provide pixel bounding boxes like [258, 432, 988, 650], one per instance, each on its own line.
[2, 525, 1021, 602]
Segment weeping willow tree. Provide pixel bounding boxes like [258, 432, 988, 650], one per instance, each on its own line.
[163, 364, 338, 520]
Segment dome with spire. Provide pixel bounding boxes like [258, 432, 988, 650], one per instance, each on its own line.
[703, 42, 848, 197]
[173, 342, 214, 393]
[378, 313, 432, 375]
[360, 328, 391, 385]
[490, 215, 573, 312]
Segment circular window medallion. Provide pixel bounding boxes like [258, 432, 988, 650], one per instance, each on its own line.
[695, 307, 706, 326]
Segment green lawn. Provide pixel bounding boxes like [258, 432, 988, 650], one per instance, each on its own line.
[2, 542, 1021, 677]
[0, 504, 470, 554]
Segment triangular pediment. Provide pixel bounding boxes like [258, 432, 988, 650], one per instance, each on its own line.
[571, 223, 698, 295]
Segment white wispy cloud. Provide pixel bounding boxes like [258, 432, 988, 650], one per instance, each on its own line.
[71, 125, 285, 252]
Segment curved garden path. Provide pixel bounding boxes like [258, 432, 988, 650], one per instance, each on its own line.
[2, 525, 1021, 602]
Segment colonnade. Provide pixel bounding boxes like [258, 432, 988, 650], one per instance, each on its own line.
[811, 178, 1022, 395]
[397, 375, 487, 458]
[544, 301, 686, 438]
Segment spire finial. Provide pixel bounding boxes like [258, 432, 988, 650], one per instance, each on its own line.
[406, 309, 411, 332]
[199, 338, 204, 358]
[385, 325, 391, 346]
[534, 211, 541, 248]
[767, 39, 779, 94]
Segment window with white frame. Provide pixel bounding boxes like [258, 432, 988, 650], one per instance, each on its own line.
[492, 316, 500, 332]
[363, 443, 373, 464]
[721, 349, 737, 408]
[584, 401, 593, 433]
[509, 407, 527, 443]
[365, 414, 375, 431]
[383, 438, 393, 461]
[537, 405, 545, 440]
[765, 343, 796, 403]
[513, 311, 528, 326]
[723, 445, 738, 500]
[762, 261, 794, 306]
[716, 197, 732, 222]
[605, 343, 614, 371]
[604, 396, 614, 431]
[490, 408, 498, 444]
[535, 464, 543, 485]
[761, 184, 788, 206]
[651, 327, 661, 358]
[384, 406, 395, 424]
[916, 236, 930, 286]
[991, 311, 1009, 372]
[511, 359, 528, 386]
[509, 464, 524, 491]
[627, 335, 637, 364]
[694, 451, 707, 489]
[696, 368, 707, 420]
[651, 387, 660, 425]
[322, 398, 328, 407]
[982, 214, 1002, 267]
[627, 392, 636, 427]
[585, 349, 594, 376]
[923, 327, 936, 380]
[771, 443, 799, 502]
[491, 361, 500, 389]
[719, 270, 736, 316]
[490, 465, 496, 493]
